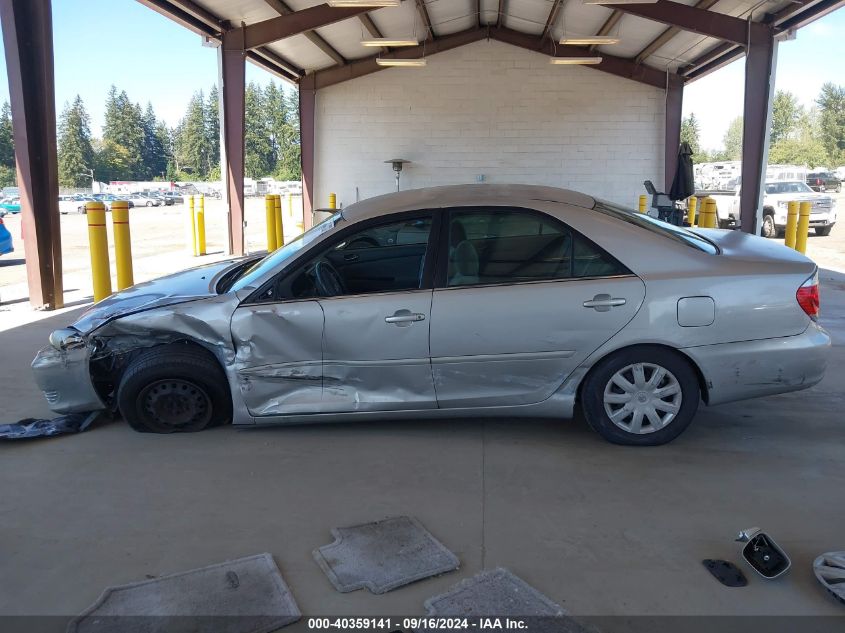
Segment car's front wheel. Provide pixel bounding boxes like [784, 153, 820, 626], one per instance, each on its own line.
[117, 344, 232, 433]
[581, 346, 700, 446]
[761, 214, 777, 238]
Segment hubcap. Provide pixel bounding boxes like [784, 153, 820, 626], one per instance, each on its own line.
[603, 363, 682, 434]
[140, 379, 212, 431]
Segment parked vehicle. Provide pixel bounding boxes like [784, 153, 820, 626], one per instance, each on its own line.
[806, 172, 841, 193]
[705, 180, 836, 237]
[32, 185, 830, 446]
[0, 216, 13, 255]
[0, 196, 21, 214]
[162, 192, 184, 204]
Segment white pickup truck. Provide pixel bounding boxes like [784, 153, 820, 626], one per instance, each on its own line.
[703, 180, 837, 238]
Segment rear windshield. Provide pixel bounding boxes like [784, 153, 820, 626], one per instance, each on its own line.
[592, 200, 719, 254]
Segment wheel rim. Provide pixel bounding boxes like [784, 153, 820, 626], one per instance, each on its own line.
[763, 216, 774, 236]
[139, 379, 212, 432]
[603, 362, 683, 435]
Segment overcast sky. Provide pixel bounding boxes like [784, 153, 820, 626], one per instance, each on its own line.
[0, 0, 843, 151]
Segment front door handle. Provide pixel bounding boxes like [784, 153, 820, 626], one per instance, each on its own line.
[385, 310, 426, 326]
[583, 294, 626, 312]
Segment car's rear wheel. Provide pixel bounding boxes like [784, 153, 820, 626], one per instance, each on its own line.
[581, 347, 700, 446]
[815, 225, 833, 236]
[117, 345, 232, 433]
[761, 214, 777, 238]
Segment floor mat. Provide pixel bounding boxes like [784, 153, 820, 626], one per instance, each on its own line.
[313, 516, 459, 594]
[422, 568, 591, 632]
[67, 553, 300, 633]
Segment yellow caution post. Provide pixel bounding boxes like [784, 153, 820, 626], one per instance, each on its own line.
[795, 201, 811, 254]
[86, 201, 112, 301]
[698, 197, 718, 228]
[196, 195, 206, 256]
[784, 201, 799, 249]
[274, 194, 284, 248]
[187, 196, 198, 256]
[111, 201, 133, 290]
[329, 192, 337, 210]
[687, 196, 698, 227]
[638, 195, 647, 213]
[265, 194, 277, 251]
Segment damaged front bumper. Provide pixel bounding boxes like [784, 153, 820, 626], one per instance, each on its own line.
[31, 344, 106, 414]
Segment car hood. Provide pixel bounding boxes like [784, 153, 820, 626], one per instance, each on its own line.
[72, 257, 253, 334]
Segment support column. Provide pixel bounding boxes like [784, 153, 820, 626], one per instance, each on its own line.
[299, 74, 316, 231]
[0, 0, 62, 308]
[664, 74, 684, 192]
[220, 30, 246, 256]
[740, 27, 777, 235]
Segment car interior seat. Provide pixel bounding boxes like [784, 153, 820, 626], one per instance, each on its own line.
[448, 221, 480, 286]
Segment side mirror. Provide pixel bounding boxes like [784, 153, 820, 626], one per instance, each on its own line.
[736, 527, 791, 579]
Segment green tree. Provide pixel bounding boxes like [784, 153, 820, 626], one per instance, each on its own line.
[244, 82, 272, 178]
[0, 102, 15, 187]
[769, 108, 829, 168]
[57, 96, 96, 187]
[206, 85, 220, 178]
[277, 87, 301, 180]
[100, 86, 145, 180]
[770, 91, 801, 145]
[680, 113, 712, 164]
[816, 83, 845, 167]
[140, 103, 169, 180]
[174, 90, 211, 178]
[722, 116, 744, 161]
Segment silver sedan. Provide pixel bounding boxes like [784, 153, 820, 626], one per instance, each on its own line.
[32, 185, 830, 445]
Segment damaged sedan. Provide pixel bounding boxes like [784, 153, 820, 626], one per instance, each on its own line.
[32, 185, 830, 445]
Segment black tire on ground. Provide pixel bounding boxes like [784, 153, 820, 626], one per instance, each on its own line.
[117, 344, 232, 433]
[581, 346, 701, 446]
[836, 184, 842, 193]
[815, 225, 833, 236]
[761, 214, 777, 238]
[145, 201, 153, 207]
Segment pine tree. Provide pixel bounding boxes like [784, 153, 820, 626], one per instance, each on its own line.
[100, 86, 145, 180]
[57, 96, 96, 187]
[816, 83, 845, 167]
[140, 103, 167, 180]
[770, 91, 801, 145]
[244, 82, 272, 178]
[206, 85, 221, 179]
[0, 102, 15, 187]
[277, 87, 301, 180]
[174, 90, 211, 178]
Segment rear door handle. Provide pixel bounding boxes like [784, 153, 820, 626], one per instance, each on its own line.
[583, 294, 626, 312]
[385, 310, 426, 326]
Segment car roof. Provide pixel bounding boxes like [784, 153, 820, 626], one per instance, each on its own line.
[340, 184, 596, 223]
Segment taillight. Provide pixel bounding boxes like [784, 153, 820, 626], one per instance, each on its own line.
[796, 272, 819, 321]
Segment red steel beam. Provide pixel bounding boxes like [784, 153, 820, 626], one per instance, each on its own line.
[0, 0, 63, 309]
[600, 0, 767, 46]
[299, 74, 316, 230]
[262, 0, 346, 65]
[634, 0, 721, 65]
[221, 29, 246, 255]
[415, 0, 435, 41]
[227, 3, 370, 50]
[588, 10, 623, 52]
[539, 0, 564, 45]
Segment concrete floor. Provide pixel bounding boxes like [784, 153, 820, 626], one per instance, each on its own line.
[1, 272, 844, 629]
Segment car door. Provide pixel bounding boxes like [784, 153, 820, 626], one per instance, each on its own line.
[429, 207, 646, 408]
[317, 213, 439, 412]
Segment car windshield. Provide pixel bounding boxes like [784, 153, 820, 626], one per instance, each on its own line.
[592, 200, 719, 254]
[230, 211, 344, 292]
[766, 182, 813, 194]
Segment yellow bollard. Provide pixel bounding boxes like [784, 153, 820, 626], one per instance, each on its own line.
[329, 192, 337, 210]
[638, 195, 647, 213]
[702, 197, 719, 228]
[86, 201, 112, 301]
[111, 201, 133, 290]
[187, 196, 198, 256]
[687, 196, 698, 227]
[196, 195, 206, 255]
[264, 195, 277, 251]
[795, 201, 811, 254]
[784, 201, 799, 249]
[274, 194, 284, 248]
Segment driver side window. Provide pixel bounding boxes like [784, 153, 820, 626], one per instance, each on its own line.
[285, 215, 433, 300]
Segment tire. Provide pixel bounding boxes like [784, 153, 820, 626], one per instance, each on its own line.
[836, 184, 842, 193]
[146, 201, 153, 207]
[815, 225, 833, 236]
[117, 344, 232, 433]
[761, 214, 777, 239]
[581, 346, 700, 446]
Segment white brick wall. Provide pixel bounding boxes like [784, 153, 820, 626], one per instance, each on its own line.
[314, 39, 666, 210]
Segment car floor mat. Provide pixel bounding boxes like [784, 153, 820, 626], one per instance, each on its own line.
[702, 559, 748, 587]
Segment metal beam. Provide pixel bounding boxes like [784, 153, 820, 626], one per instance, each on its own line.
[247, 49, 300, 82]
[0, 0, 63, 309]
[539, 0, 563, 45]
[476, 0, 482, 28]
[415, 0, 435, 41]
[588, 9, 623, 52]
[683, 45, 744, 82]
[226, 3, 369, 50]
[299, 74, 316, 230]
[665, 74, 683, 192]
[497, 0, 506, 28]
[739, 27, 777, 235]
[220, 29, 246, 255]
[262, 0, 346, 65]
[773, 0, 845, 31]
[312, 27, 488, 89]
[600, 0, 767, 46]
[491, 27, 669, 89]
[634, 0, 720, 65]
[135, 0, 219, 37]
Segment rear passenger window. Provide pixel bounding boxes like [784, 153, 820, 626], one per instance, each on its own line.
[446, 209, 627, 287]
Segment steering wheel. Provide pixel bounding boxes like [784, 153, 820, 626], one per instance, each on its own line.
[314, 260, 346, 297]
